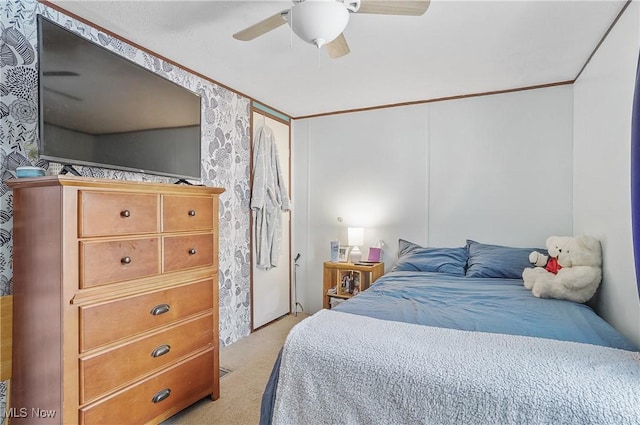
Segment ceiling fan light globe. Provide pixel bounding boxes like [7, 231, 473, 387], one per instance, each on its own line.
[289, 0, 349, 47]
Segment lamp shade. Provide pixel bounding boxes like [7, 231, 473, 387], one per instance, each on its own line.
[348, 227, 364, 247]
[289, 0, 349, 48]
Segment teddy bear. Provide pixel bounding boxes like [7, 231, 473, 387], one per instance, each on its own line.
[522, 235, 602, 303]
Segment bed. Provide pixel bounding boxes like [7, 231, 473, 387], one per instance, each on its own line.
[260, 240, 640, 425]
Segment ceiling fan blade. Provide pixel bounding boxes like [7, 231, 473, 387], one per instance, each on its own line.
[325, 33, 350, 59]
[233, 11, 288, 41]
[355, 0, 430, 16]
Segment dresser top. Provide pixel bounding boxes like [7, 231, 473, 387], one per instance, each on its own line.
[7, 175, 225, 195]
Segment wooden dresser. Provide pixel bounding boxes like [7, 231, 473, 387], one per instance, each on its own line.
[8, 176, 224, 424]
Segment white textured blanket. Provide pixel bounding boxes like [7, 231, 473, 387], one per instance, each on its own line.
[272, 310, 640, 425]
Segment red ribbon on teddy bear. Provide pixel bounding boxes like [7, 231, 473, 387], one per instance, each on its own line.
[545, 257, 562, 274]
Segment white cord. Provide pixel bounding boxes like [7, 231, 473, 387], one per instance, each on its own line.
[293, 254, 303, 315]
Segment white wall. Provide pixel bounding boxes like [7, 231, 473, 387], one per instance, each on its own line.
[293, 105, 430, 313]
[429, 88, 574, 247]
[573, 1, 640, 347]
[292, 85, 574, 314]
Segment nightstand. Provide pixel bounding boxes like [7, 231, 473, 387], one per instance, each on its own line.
[323, 262, 385, 309]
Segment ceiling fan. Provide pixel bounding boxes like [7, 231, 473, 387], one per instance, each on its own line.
[233, 0, 430, 59]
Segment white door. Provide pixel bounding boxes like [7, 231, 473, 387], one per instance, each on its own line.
[251, 112, 291, 329]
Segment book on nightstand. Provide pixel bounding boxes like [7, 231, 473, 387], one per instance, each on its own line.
[330, 240, 339, 262]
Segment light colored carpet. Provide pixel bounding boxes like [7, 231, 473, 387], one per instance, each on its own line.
[162, 313, 309, 425]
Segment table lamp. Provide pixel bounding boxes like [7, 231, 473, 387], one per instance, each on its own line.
[348, 227, 364, 263]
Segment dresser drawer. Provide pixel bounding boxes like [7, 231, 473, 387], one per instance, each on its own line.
[80, 349, 214, 425]
[163, 233, 214, 273]
[80, 237, 160, 288]
[80, 314, 213, 404]
[162, 195, 214, 232]
[80, 279, 214, 351]
[79, 191, 159, 237]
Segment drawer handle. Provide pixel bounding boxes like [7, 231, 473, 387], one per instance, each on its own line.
[188, 209, 196, 217]
[151, 344, 171, 358]
[121, 256, 132, 265]
[150, 304, 170, 316]
[151, 388, 171, 404]
[120, 209, 131, 218]
[188, 248, 197, 255]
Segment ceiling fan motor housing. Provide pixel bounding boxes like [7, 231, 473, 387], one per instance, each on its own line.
[289, 0, 350, 48]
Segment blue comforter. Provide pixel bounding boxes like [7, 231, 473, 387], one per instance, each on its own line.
[260, 271, 637, 424]
[332, 271, 636, 350]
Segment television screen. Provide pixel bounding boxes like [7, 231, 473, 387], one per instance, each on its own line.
[38, 15, 202, 180]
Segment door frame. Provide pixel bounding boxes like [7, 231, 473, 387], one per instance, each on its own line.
[249, 105, 292, 331]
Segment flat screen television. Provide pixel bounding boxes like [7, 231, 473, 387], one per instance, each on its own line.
[37, 15, 202, 180]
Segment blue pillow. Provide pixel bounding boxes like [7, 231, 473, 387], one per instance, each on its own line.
[398, 238, 422, 257]
[392, 240, 467, 276]
[465, 239, 545, 279]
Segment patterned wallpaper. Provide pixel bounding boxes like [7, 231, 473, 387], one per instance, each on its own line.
[0, 2, 252, 418]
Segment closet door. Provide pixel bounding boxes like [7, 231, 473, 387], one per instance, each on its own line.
[251, 112, 291, 329]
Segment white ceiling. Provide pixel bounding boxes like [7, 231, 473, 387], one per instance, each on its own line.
[51, 0, 627, 118]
